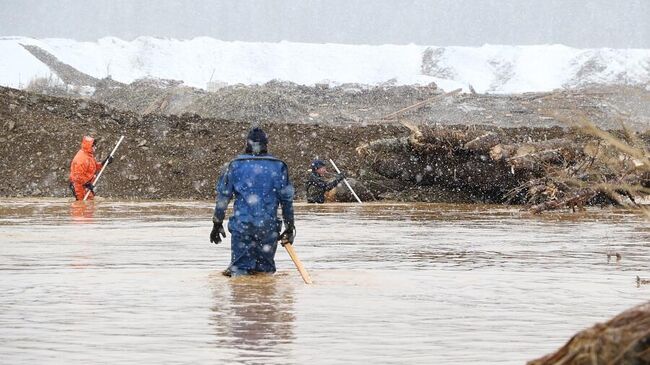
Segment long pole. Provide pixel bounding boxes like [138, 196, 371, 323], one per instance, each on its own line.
[83, 135, 125, 201]
[282, 241, 313, 284]
[329, 159, 362, 204]
[380, 88, 462, 120]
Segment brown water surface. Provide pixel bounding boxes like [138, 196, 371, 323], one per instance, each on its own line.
[0, 199, 648, 364]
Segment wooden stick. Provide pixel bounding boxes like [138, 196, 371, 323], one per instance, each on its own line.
[83, 135, 125, 200]
[282, 242, 313, 284]
[380, 88, 462, 120]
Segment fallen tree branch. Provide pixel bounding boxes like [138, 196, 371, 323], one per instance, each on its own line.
[380, 88, 462, 120]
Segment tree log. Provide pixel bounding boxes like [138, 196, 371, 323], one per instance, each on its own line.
[463, 132, 501, 153]
[529, 188, 597, 214]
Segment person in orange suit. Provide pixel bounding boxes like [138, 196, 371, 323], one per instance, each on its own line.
[69, 136, 113, 200]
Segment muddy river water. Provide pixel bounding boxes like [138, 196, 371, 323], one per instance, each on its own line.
[0, 199, 648, 364]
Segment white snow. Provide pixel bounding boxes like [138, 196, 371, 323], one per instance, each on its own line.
[0, 37, 63, 88]
[1, 36, 648, 93]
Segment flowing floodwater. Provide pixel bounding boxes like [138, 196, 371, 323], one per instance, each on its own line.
[0, 198, 648, 364]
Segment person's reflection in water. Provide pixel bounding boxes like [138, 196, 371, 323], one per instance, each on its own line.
[210, 274, 295, 364]
[68, 201, 96, 269]
[69, 200, 95, 222]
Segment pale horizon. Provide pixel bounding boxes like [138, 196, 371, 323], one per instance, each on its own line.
[0, 0, 648, 47]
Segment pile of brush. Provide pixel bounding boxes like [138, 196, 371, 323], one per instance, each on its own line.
[356, 119, 649, 212]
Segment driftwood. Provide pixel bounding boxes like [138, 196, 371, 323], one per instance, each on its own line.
[358, 125, 529, 203]
[528, 301, 650, 365]
[357, 123, 650, 209]
[490, 138, 582, 163]
[463, 132, 500, 152]
[356, 136, 410, 155]
[380, 88, 462, 120]
[528, 188, 598, 214]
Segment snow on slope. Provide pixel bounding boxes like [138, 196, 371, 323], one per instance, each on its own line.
[1, 36, 648, 93]
[0, 37, 63, 88]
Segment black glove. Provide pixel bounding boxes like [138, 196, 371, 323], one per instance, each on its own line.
[102, 155, 114, 166]
[83, 182, 95, 193]
[210, 219, 226, 244]
[335, 172, 346, 182]
[279, 222, 296, 245]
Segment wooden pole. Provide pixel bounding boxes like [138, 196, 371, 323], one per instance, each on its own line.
[282, 241, 313, 284]
[329, 159, 362, 204]
[380, 88, 462, 120]
[83, 135, 125, 201]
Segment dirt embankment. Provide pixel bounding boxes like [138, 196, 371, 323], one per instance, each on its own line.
[33, 76, 650, 132]
[0, 86, 405, 200]
[2, 86, 649, 205]
[21, 44, 650, 131]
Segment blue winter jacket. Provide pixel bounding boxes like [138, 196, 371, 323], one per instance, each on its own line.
[214, 154, 294, 231]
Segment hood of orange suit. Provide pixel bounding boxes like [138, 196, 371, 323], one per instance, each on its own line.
[81, 136, 95, 154]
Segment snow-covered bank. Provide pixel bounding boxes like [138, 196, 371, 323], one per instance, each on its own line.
[1, 36, 649, 93]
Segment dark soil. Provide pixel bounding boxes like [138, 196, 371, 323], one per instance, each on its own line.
[0, 86, 406, 200]
[2, 86, 647, 204]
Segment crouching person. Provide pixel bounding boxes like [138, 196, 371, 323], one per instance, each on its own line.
[306, 159, 345, 203]
[210, 127, 296, 277]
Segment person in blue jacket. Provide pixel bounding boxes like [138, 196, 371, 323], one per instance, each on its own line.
[210, 127, 295, 277]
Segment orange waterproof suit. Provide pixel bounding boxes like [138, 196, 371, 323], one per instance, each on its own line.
[69, 136, 102, 200]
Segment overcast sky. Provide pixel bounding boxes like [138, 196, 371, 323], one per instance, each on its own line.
[0, 0, 648, 47]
